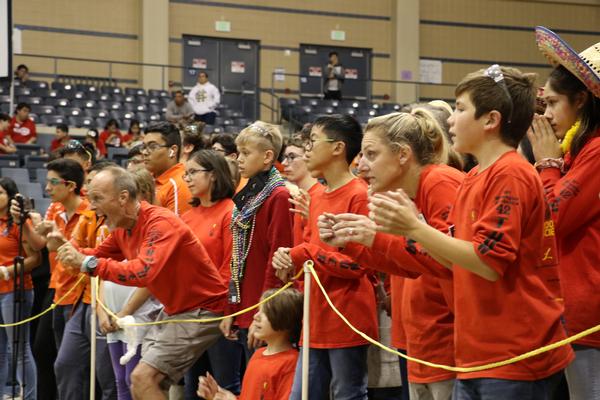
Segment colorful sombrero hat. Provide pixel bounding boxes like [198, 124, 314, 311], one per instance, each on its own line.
[535, 26, 600, 98]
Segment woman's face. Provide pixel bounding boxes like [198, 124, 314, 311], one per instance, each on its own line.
[542, 81, 581, 140]
[0, 185, 9, 212]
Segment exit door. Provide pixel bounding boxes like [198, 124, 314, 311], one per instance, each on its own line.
[182, 36, 259, 120]
[299, 44, 371, 100]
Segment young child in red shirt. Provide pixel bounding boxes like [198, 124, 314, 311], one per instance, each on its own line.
[197, 288, 302, 400]
[369, 66, 574, 399]
[272, 114, 376, 400]
[50, 123, 71, 152]
[528, 27, 600, 399]
[219, 122, 294, 373]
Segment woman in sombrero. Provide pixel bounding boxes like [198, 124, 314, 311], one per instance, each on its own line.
[529, 26, 600, 400]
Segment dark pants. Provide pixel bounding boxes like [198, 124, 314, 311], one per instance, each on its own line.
[289, 345, 369, 400]
[453, 370, 563, 400]
[324, 90, 342, 100]
[54, 303, 117, 400]
[108, 341, 142, 400]
[33, 289, 57, 400]
[398, 349, 410, 400]
[194, 112, 217, 125]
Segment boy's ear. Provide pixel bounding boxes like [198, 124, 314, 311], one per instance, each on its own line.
[264, 149, 275, 165]
[484, 110, 503, 131]
[331, 141, 346, 159]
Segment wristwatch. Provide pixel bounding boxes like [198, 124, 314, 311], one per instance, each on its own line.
[81, 256, 99, 274]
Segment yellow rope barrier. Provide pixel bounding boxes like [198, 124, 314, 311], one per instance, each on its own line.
[0, 275, 87, 328]
[306, 264, 600, 373]
[95, 269, 304, 327]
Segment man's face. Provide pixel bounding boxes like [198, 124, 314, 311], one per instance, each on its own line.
[142, 132, 172, 175]
[198, 73, 208, 84]
[16, 107, 30, 122]
[16, 67, 28, 80]
[174, 93, 185, 106]
[56, 128, 68, 140]
[329, 54, 338, 64]
[281, 145, 308, 184]
[88, 172, 124, 231]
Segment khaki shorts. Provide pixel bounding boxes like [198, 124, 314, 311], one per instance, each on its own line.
[141, 308, 222, 386]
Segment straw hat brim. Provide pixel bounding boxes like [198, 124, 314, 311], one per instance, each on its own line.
[535, 26, 600, 98]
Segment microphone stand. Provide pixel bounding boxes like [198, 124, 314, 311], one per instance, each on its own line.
[11, 196, 28, 399]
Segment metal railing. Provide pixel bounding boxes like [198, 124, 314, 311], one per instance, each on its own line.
[268, 71, 457, 123]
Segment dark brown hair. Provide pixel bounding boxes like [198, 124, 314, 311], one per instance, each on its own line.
[455, 66, 537, 148]
[260, 288, 303, 344]
[188, 150, 234, 206]
[548, 65, 600, 160]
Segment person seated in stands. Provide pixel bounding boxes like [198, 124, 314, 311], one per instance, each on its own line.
[124, 119, 144, 148]
[14, 64, 30, 85]
[8, 102, 36, 144]
[127, 144, 145, 171]
[188, 72, 220, 125]
[60, 139, 96, 173]
[166, 90, 194, 126]
[50, 123, 71, 152]
[85, 128, 105, 159]
[99, 119, 125, 152]
[0, 113, 17, 154]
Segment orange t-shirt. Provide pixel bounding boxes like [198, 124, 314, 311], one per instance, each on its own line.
[0, 217, 33, 293]
[239, 347, 298, 400]
[46, 199, 92, 305]
[450, 151, 573, 380]
[155, 163, 192, 216]
[235, 177, 248, 194]
[182, 198, 234, 282]
[289, 178, 378, 348]
[292, 182, 325, 246]
[540, 135, 600, 347]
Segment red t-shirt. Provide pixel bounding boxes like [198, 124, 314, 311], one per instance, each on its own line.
[239, 347, 297, 399]
[46, 199, 92, 305]
[230, 186, 294, 329]
[0, 217, 33, 293]
[540, 135, 600, 348]
[400, 164, 462, 383]
[99, 130, 124, 149]
[292, 182, 325, 246]
[9, 117, 36, 143]
[50, 138, 69, 152]
[0, 131, 12, 154]
[155, 163, 193, 216]
[85, 202, 227, 315]
[182, 198, 234, 282]
[290, 178, 379, 348]
[449, 151, 573, 380]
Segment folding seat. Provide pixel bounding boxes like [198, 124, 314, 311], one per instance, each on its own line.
[31, 105, 56, 115]
[0, 167, 29, 182]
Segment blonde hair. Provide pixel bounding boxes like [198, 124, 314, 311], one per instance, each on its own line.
[365, 109, 448, 165]
[130, 168, 156, 204]
[235, 121, 283, 158]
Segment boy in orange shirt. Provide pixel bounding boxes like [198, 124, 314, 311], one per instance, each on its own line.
[197, 288, 302, 400]
[141, 121, 192, 216]
[369, 66, 573, 399]
[273, 114, 377, 400]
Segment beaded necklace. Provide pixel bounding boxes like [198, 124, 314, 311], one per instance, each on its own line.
[229, 167, 285, 304]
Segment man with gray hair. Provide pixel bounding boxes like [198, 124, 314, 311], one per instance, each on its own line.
[52, 166, 228, 400]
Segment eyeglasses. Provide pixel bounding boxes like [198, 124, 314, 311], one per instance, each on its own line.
[140, 142, 170, 153]
[211, 146, 226, 154]
[304, 138, 336, 151]
[483, 64, 513, 124]
[283, 153, 303, 163]
[182, 168, 210, 180]
[46, 178, 74, 186]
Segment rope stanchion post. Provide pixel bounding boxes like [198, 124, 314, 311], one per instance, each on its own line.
[301, 260, 313, 400]
[90, 276, 98, 400]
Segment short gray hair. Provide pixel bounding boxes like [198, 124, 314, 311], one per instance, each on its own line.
[103, 166, 138, 199]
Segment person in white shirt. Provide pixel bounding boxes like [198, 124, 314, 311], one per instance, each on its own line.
[324, 51, 344, 100]
[188, 72, 220, 125]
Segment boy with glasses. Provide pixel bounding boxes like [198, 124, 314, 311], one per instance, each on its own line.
[141, 122, 192, 216]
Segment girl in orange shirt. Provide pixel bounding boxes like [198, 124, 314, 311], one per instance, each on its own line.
[181, 149, 239, 396]
[0, 177, 41, 400]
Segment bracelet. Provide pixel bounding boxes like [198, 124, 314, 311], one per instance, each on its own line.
[534, 157, 564, 172]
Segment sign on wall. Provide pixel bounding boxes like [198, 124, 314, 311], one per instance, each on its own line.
[192, 58, 207, 69]
[231, 61, 245, 73]
[344, 68, 358, 79]
[308, 66, 322, 77]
